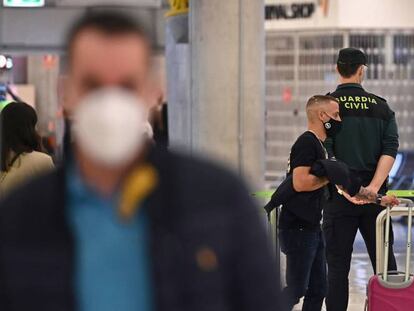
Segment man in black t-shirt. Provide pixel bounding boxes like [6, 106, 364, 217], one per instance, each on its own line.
[279, 95, 341, 311]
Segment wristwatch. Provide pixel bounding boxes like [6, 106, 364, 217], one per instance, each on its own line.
[375, 194, 383, 205]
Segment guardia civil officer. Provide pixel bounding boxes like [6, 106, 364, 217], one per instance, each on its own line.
[324, 48, 399, 311]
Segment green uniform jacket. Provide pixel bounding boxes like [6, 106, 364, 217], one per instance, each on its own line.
[325, 83, 399, 179]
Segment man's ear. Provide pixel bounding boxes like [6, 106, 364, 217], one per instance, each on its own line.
[357, 65, 365, 83]
[358, 65, 364, 76]
[318, 110, 325, 121]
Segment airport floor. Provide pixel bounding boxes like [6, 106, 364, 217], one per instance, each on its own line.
[288, 221, 414, 311]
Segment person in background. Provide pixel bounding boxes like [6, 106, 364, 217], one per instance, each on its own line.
[0, 11, 283, 311]
[324, 48, 399, 311]
[0, 101, 54, 196]
[149, 96, 168, 147]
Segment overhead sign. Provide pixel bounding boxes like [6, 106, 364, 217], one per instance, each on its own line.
[265, 2, 316, 20]
[3, 0, 45, 7]
[265, 0, 335, 30]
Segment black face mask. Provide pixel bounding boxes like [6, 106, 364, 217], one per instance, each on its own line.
[323, 118, 342, 137]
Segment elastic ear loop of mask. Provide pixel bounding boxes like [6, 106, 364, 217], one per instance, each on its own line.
[118, 164, 158, 221]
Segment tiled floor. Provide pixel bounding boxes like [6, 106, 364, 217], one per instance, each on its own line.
[287, 221, 414, 311]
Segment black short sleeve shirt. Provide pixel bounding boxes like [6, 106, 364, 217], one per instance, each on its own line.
[280, 131, 328, 229]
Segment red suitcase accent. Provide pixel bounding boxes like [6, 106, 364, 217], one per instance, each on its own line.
[367, 275, 414, 311]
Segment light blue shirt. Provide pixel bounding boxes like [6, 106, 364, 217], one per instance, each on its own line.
[66, 165, 153, 311]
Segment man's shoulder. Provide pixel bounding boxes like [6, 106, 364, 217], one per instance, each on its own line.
[296, 131, 315, 140]
[331, 86, 389, 104]
[0, 148, 252, 215]
[292, 132, 317, 149]
[362, 91, 388, 106]
[0, 168, 63, 229]
[149, 147, 255, 215]
[369, 93, 387, 103]
[361, 91, 394, 115]
[330, 85, 394, 118]
[162, 148, 247, 191]
[0, 168, 61, 204]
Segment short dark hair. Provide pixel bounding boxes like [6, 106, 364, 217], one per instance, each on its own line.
[1, 102, 42, 171]
[337, 62, 362, 78]
[306, 95, 338, 109]
[66, 11, 150, 60]
[306, 95, 339, 121]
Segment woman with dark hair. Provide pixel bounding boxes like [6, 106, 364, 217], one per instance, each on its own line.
[0, 102, 54, 196]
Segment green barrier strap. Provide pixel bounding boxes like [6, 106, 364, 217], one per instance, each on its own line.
[387, 190, 414, 197]
[253, 189, 414, 199]
[253, 190, 275, 199]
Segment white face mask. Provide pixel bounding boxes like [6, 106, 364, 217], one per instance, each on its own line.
[72, 88, 147, 167]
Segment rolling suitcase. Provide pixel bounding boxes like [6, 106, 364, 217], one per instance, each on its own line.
[366, 198, 414, 311]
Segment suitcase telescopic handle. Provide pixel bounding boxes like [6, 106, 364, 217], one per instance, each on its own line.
[383, 199, 413, 282]
[398, 198, 414, 207]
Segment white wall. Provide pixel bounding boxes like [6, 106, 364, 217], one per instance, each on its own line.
[265, 0, 414, 30]
[337, 0, 414, 29]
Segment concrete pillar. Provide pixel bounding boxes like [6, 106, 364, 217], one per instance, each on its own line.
[27, 55, 59, 136]
[165, 10, 191, 149]
[166, 0, 265, 189]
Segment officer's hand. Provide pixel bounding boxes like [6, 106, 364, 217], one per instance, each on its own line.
[364, 184, 380, 197]
[380, 195, 399, 207]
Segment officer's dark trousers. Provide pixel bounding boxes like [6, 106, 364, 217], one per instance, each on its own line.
[323, 192, 397, 311]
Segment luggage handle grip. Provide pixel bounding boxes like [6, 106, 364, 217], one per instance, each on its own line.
[398, 198, 414, 207]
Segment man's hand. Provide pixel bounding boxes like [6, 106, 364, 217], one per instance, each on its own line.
[338, 184, 399, 207]
[336, 185, 368, 205]
[342, 190, 369, 205]
[380, 195, 399, 207]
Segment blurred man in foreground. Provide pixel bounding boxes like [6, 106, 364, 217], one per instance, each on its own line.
[0, 12, 282, 311]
